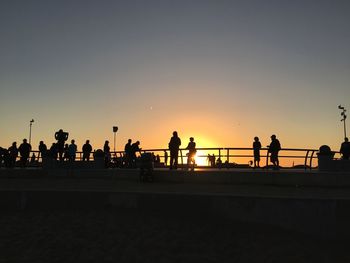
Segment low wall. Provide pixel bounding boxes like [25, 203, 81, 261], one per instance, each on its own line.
[0, 190, 348, 239]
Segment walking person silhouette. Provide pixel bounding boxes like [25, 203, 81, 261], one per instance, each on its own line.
[186, 137, 196, 171]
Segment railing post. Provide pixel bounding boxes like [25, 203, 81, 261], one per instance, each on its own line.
[180, 149, 183, 169]
[304, 150, 309, 170]
[309, 150, 316, 170]
[227, 148, 229, 163]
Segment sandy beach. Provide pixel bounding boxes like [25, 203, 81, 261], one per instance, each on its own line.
[0, 208, 347, 263]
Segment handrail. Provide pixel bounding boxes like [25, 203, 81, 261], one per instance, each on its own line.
[6, 147, 341, 170]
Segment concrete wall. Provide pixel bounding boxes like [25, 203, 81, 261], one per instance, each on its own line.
[0, 190, 348, 239]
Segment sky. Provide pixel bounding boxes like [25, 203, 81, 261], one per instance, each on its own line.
[1, 0, 349, 155]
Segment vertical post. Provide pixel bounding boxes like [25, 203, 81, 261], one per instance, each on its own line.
[29, 119, 34, 145]
[339, 105, 347, 139]
[344, 118, 347, 139]
[114, 132, 116, 152]
[112, 126, 118, 153]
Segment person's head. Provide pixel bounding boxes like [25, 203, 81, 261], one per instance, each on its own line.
[136, 141, 140, 145]
[271, 135, 276, 140]
[59, 129, 63, 132]
[12, 142, 16, 146]
[86, 140, 90, 144]
[23, 139, 27, 143]
[345, 137, 349, 142]
[39, 141, 44, 145]
[254, 136, 259, 142]
[71, 139, 75, 144]
[105, 140, 109, 145]
[173, 131, 178, 137]
[190, 137, 194, 142]
[128, 139, 132, 143]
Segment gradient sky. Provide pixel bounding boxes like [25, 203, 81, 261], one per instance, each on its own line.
[1, 0, 349, 153]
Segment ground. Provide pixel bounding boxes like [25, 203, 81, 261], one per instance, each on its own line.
[0, 209, 348, 263]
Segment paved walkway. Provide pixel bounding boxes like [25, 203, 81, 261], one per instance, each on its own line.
[1, 168, 350, 200]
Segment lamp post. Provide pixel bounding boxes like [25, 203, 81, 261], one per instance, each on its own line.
[338, 105, 347, 139]
[113, 126, 118, 152]
[29, 119, 34, 145]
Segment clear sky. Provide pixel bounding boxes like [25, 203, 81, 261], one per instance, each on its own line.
[1, 0, 349, 153]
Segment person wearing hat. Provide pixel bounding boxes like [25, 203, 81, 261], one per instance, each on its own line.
[268, 134, 281, 170]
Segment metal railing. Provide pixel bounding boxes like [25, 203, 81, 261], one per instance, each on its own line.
[4, 147, 341, 169]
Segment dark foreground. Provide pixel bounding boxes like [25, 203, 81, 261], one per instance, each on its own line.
[0, 209, 348, 263]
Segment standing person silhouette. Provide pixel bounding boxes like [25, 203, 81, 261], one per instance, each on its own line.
[82, 140, 92, 161]
[164, 150, 168, 166]
[124, 139, 133, 168]
[168, 131, 181, 170]
[268, 135, 281, 170]
[131, 141, 141, 167]
[38, 141, 47, 159]
[18, 139, 31, 167]
[340, 137, 350, 160]
[49, 143, 58, 160]
[253, 137, 262, 168]
[186, 137, 196, 171]
[8, 142, 18, 168]
[104, 140, 111, 167]
[68, 139, 77, 161]
[55, 129, 69, 161]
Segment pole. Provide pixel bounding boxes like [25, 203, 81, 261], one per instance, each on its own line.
[344, 118, 347, 139]
[112, 126, 118, 154]
[339, 105, 347, 139]
[114, 132, 116, 152]
[29, 119, 34, 145]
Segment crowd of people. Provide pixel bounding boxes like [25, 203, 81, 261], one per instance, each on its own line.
[1, 128, 349, 170]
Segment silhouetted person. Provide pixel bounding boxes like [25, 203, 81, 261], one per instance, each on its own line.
[216, 157, 222, 168]
[63, 144, 69, 161]
[8, 142, 18, 167]
[104, 140, 111, 167]
[18, 139, 32, 167]
[49, 143, 58, 160]
[82, 140, 93, 161]
[164, 150, 168, 166]
[207, 154, 215, 167]
[268, 134, 281, 170]
[124, 139, 133, 167]
[168, 131, 181, 170]
[186, 137, 196, 170]
[38, 141, 47, 159]
[253, 136, 262, 168]
[131, 141, 141, 167]
[0, 147, 4, 167]
[68, 139, 77, 161]
[340, 137, 350, 160]
[2, 148, 11, 167]
[30, 153, 36, 164]
[55, 129, 69, 161]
